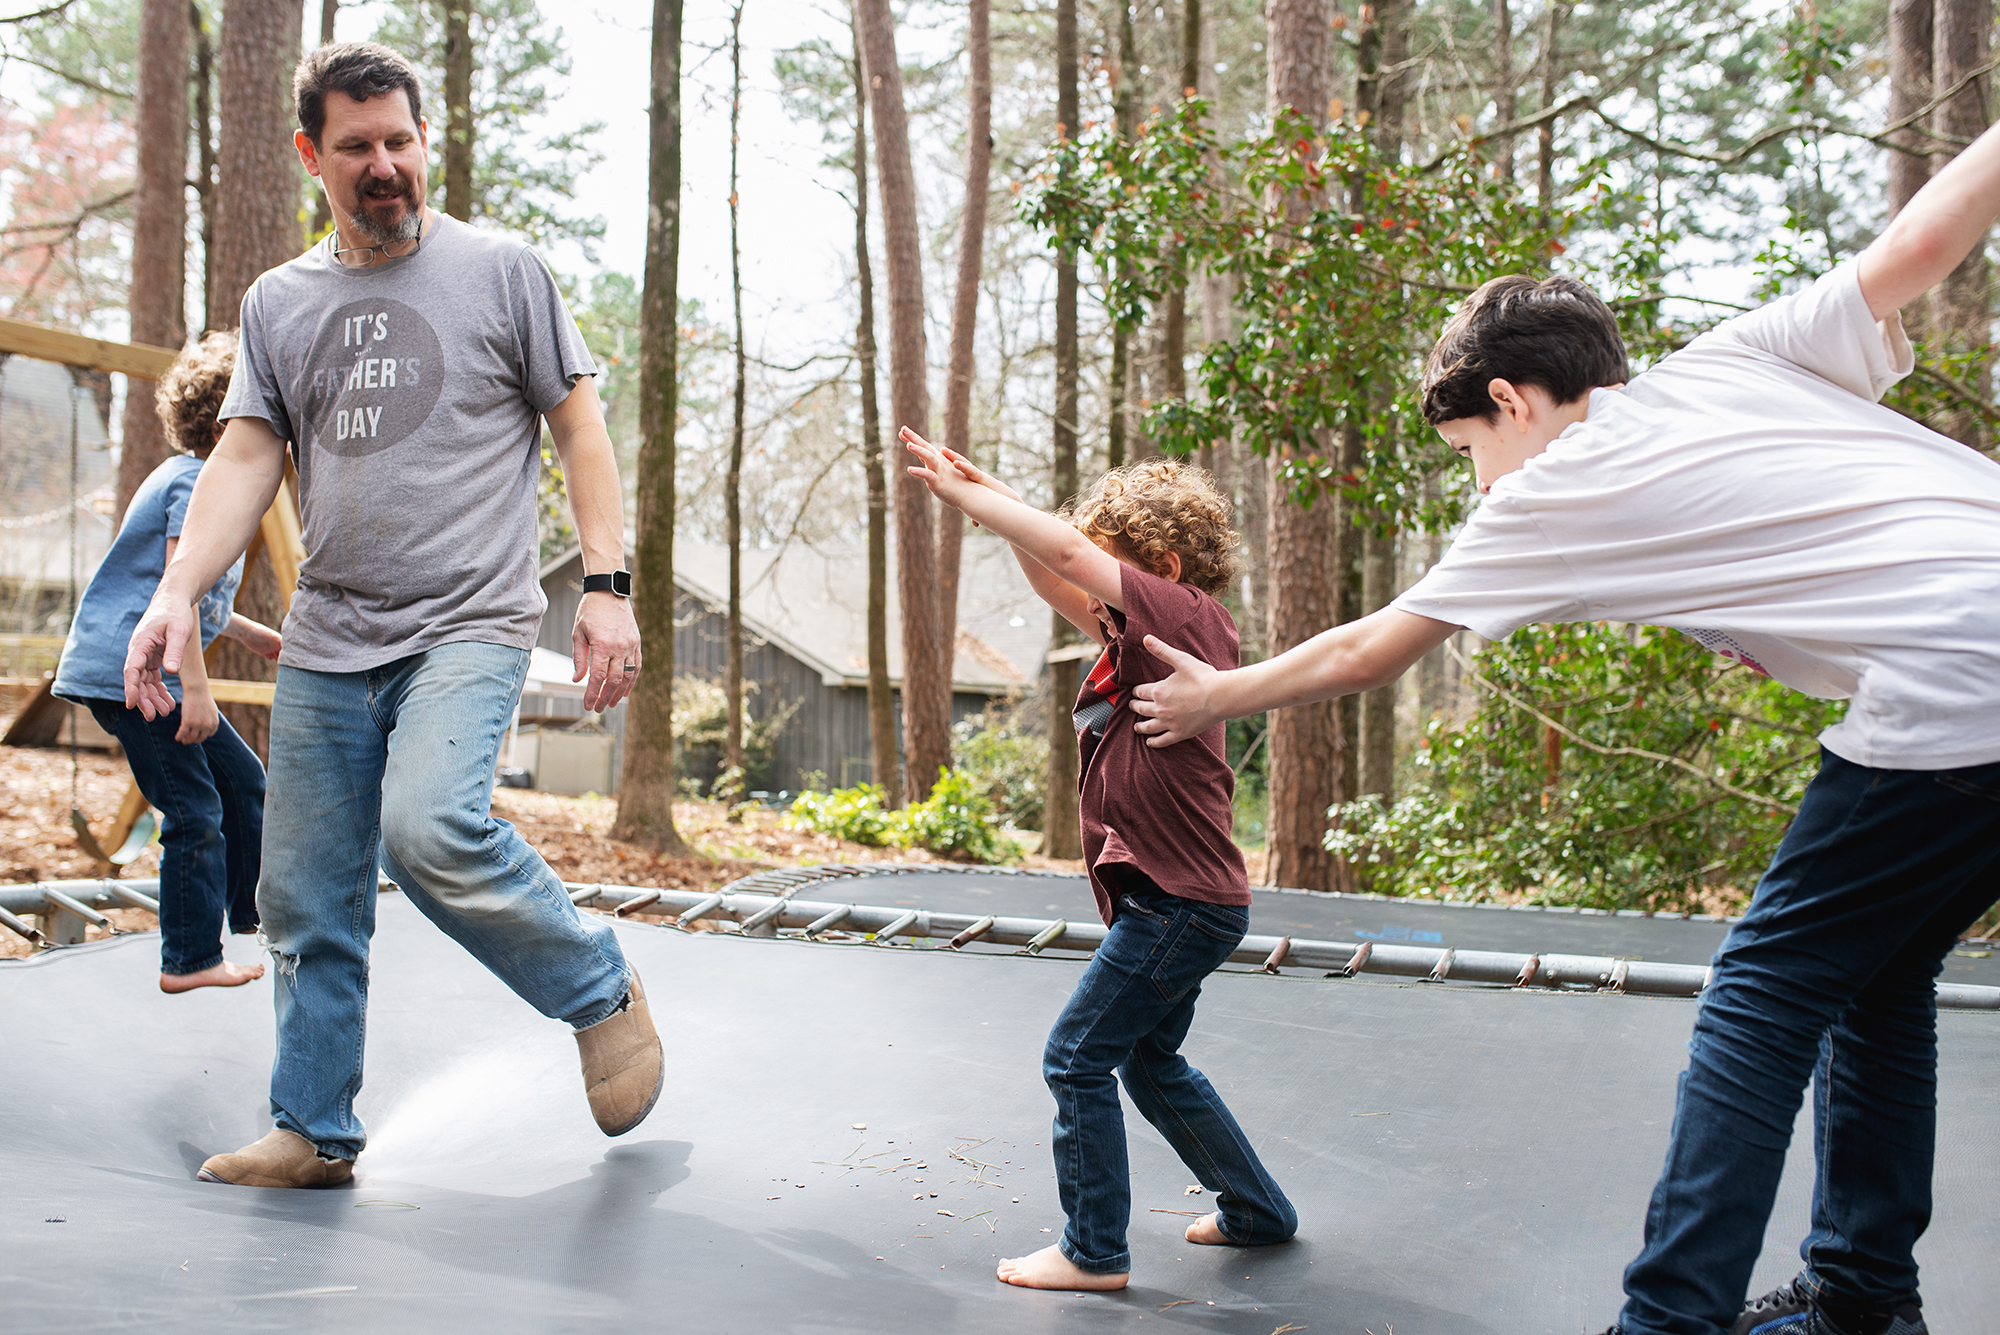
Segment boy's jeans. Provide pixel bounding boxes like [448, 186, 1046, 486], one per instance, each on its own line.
[84, 698, 263, 974]
[1044, 886, 1298, 1273]
[258, 643, 633, 1161]
[1620, 749, 2000, 1335]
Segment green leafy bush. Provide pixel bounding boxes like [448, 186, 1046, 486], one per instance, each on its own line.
[671, 675, 800, 793]
[952, 707, 1049, 831]
[1327, 623, 1844, 912]
[786, 783, 898, 847]
[786, 769, 1018, 865]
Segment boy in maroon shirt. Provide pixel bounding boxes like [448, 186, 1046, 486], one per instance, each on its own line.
[905, 427, 1297, 1292]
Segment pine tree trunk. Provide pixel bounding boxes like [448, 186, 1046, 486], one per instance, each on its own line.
[1535, 1, 1566, 210]
[936, 0, 991, 703]
[1041, 0, 1084, 860]
[855, 0, 951, 802]
[119, 0, 190, 527]
[724, 0, 747, 783]
[611, 0, 692, 854]
[310, 0, 336, 239]
[1932, 0, 1992, 451]
[206, 0, 304, 762]
[192, 2, 218, 326]
[852, 15, 898, 805]
[1262, 0, 1346, 893]
[441, 1, 474, 222]
[1491, 0, 1515, 181]
[1888, 0, 1933, 218]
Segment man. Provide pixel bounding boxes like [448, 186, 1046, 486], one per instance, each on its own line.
[1129, 117, 2000, 1335]
[124, 42, 662, 1189]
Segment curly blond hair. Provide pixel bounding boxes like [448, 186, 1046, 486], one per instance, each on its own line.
[1065, 458, 1240, 596]
[154, 330, 236, 456]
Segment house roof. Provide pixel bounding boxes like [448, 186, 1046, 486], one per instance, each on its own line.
[542, 532, 1054, 696]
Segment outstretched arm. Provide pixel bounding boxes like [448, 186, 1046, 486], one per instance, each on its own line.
[1859, 119, 2000, 320]
[903, 426, 1126, 612]
[924, 441, 1103, 643]
[1129, 606, 1460, 746]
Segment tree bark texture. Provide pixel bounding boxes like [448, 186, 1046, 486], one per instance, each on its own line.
[310, 0, 338, 240]
[724, 0, 747, 782]
[206, 0, 303, 761]
[935, 0, 992, 698]
[612, 0, 692, 853]
[855, 0, 951, 802]
[852, 17, 899, 806]
[1105, 0, 1139, 472]
[1261, 0, 1346, 893]
[119, 0, 190, 528]
[1931, 0, 1991, 451]
[1887, 0, 1933, 218]
[441, 0, 474, 223]
[1491, 0, 1515, 181]
[1042, 0, 1084, 860]
[193, 2, 218, 324]
[1535, 1, 1565, 209]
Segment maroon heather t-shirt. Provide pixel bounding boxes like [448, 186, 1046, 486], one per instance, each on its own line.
[1074, 563, 1250, 926]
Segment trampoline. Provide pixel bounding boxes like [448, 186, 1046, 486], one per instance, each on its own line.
[4, 865, 1996, 1334]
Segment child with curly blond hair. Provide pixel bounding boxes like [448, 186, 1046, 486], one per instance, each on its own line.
[54, 332, 282, 993]
[904, 427, 1296, 1293]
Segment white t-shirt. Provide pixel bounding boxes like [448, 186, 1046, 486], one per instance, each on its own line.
[1394, 261, 2000, 771]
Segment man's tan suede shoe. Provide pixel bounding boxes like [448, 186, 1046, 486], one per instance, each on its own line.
[196, 1129, 355, 1188]
[576, 970, 664, 1136]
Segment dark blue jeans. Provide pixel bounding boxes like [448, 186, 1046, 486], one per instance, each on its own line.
[1620, 749, 2000, 1335]
[1044, 885, 1298, 1273]
[85, 697, 265, 975]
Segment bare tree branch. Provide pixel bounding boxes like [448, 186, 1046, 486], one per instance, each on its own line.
[0, 1, 80, 24]
[0, 47, 129, 98]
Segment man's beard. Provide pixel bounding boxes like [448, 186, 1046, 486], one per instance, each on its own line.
[350, 178, 423, 246]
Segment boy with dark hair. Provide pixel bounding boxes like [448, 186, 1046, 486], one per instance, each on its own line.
[1129, 123, 2000, 1335]
[903, 431, 1298, 1293]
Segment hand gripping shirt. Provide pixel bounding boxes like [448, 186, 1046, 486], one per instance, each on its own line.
[1394, 261, 2000, 771]
[218, 214, 597, 672]
[1075, 564, 1251, 926]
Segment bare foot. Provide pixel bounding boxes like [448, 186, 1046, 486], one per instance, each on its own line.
[160, 960, 265, 993]
[1185, 1212, 1233, 1245]
[995, 1244, 1128, 1291]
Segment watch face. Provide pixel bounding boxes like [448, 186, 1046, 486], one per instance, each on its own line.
[612, 569, 632, 597]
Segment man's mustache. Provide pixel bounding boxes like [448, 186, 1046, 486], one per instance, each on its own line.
[361, 179, 412, 200]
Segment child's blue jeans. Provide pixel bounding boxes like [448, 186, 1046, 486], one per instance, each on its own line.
[1043, 883, 1297, 1273]
[85, 698, 264, 975]
[1619, 748, 2000, 1335]
[256, 643, 633, 1161]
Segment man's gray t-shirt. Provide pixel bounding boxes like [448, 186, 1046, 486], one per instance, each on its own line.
[219, 214, 595, 672]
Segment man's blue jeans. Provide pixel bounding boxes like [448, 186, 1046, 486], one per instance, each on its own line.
[258, 643, 633, 1161]
[1044, 885, 1297, 1273]
[84, 698, 263, 974]
[1620, 749, 2000, 1335]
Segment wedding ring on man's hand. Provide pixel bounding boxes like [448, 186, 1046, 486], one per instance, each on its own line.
[622, 663, 638, 673]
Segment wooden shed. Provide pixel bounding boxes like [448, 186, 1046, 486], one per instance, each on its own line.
[529, 533, 1051, 795]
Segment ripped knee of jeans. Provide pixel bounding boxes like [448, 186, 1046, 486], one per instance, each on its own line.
[261, 933, 300, 985]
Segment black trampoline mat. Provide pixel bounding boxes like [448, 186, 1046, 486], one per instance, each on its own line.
[4, 891, 1995, 1335]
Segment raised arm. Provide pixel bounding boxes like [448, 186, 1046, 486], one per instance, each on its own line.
[125, 416, 288, 718]
[1129, 606, 1460, 745]
[1859, 119, 2000, 320]
[927, 442, 1103, 644]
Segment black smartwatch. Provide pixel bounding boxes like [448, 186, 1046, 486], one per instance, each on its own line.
[582, 570, 633, 597]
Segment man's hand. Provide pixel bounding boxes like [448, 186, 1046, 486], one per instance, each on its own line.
[573, 590, 641, 713]
[176, 689, 220, 745]
[1129, 636, 1225, 746]
[124, 594, 195, 720]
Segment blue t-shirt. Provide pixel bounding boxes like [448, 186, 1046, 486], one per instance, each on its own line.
[52, 453, 244, 705]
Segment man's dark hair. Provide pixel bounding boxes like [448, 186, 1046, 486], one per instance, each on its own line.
[1420, 274, 1629, 424]
[294, 42, 423, 146]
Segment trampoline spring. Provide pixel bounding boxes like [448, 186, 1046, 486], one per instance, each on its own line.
[1341, 941, 1373, 978]
[569, 884, 605, 907]
[676, 892, 727, 928]
[1261, 937, 1291, 974]
[1517, 955, 1542, 987]
[873, 909, 920, 943]
[1608, 958, 1631, 993]
[0, 903, 46, 947]
[42, 887, 111, 931]
[107, 884, 160, 914]
[803, 905, 853, 936]
[1024, 919, 1067, 954]
[615, 890, 664, 918]
[948, 916, 996, 950]
[1428, 948, 1455, 982]
[738, 893, 797, 932]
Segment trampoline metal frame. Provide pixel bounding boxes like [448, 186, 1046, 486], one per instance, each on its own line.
[8, 871, 1998, 1010]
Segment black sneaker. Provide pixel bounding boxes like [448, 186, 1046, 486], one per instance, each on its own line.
[1734, 1274, 1926, 1335]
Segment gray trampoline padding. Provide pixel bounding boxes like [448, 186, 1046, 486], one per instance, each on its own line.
[3, 887, 1995, 1335]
